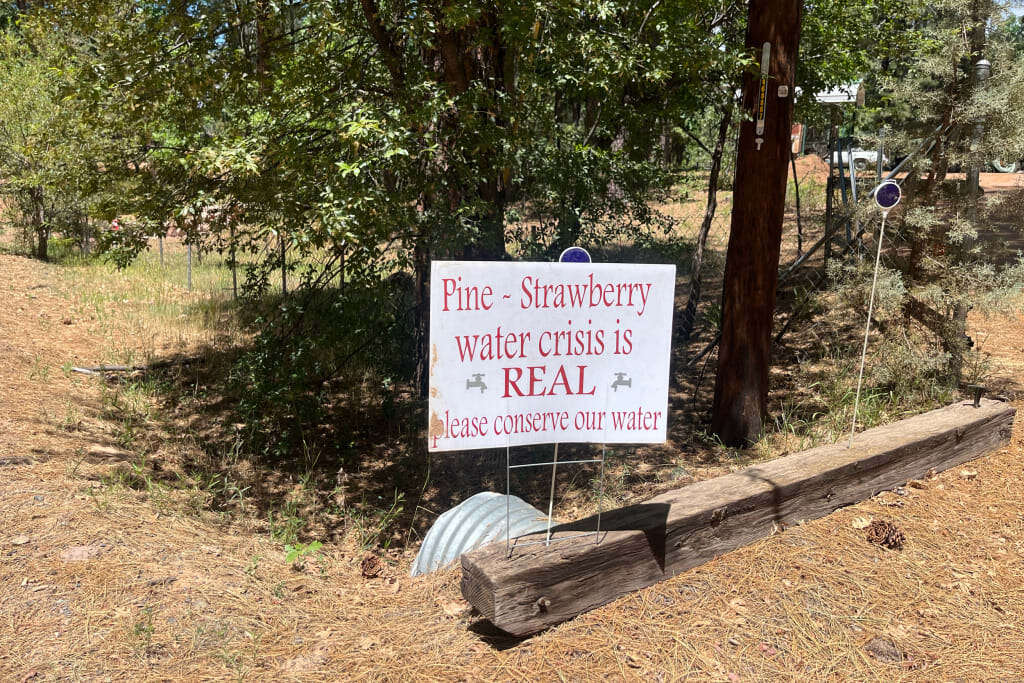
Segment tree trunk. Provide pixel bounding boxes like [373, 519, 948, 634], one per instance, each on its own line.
[32, 187, 48, 261]
[413, 237, 431, 398]
[680, 107, 733, 342]
[711, 0, 802, 446]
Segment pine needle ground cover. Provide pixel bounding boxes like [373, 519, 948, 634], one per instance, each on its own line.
[2, 196, 1024, 678]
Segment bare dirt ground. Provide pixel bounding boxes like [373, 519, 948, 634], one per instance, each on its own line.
[2, 241, 1024, 680]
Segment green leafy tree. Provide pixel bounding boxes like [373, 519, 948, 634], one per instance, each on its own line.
[32, 0, 747, 450]
[0, 36, 83, 259]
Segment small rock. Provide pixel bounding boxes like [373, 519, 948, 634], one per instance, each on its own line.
[865, 636, 903, 663]
[0, 457, 33, 467]
[960, 469, 978, 480]
[11, 535, 30, 546]
[356, 636, 379, 651]
[438, 596, 471, 618]
[60, 544, 104, 563]
[61, 318, 73, 325]
[87, 444, 132, 459]
[144, 576, 178, 587]
[280, 650, 328, 672]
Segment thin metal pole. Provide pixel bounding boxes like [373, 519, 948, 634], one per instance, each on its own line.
[596, 444, 606, 544]
[876, 133, 883, 186]
[849, 149, 860, 258]
[544, 443, 559, 546]
[849, 150, 858, 203]
[230, 225, 237, 300]
[505, 446, 511, 555]
[339, 243, 346, 292]
[158, 236, 163, 266]
[849, 211, 889, 448]
[825, 120, 836, 268]
[280, 234, 287, 295]
[187, 243, 192, 291]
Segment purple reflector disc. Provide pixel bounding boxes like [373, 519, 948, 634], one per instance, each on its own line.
[559, 246, 592, 263]
[875, 181, 901, 210]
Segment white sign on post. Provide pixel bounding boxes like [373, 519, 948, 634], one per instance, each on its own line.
[428, 261, 676, 452]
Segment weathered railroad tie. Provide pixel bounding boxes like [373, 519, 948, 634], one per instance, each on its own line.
[461, 398, 1016, 636]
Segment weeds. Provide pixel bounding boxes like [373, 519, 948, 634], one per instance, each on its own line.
[346, 490, 405, 550]
[28, 354, 50, 381]
[86, 486, 111, 512]
[245, 555, 262, 577]
[268, 500, 306, 546]
[60, 399, 82, 432]
[132, 607, 156, 657]
[284, 540, 323, 569]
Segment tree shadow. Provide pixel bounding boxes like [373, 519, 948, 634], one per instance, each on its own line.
[76, 213, 865, 555]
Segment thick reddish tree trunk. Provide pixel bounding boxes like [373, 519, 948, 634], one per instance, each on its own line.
[711, 0, 802, 446]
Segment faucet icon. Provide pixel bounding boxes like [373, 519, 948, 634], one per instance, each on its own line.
[611, 372, 631, 391]
[466, 373, 487, 393]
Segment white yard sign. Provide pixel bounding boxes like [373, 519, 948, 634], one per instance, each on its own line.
[428, 261, 676, 452]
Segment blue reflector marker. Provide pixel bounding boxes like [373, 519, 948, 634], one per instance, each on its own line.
[558, 246, 592, 263]
[875, 181, 901, 211]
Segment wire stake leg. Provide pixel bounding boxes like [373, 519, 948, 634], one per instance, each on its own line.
[850, 211, 889, 448]
[596, 444, 606, 544]
[505, 445, 510, 555]
[544, 443, 559, 546]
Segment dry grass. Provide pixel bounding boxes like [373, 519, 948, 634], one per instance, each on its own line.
[1, 189, 1023, 679]
[52, 238, 248, 362]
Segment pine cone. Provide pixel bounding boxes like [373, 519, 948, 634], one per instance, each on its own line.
[866, 520, 905, 550]
[360, 553, 383, 578]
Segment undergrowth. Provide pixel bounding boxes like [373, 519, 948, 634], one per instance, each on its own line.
[27, 179, 1013, 559]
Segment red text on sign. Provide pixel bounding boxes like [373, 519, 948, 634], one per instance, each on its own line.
[502, 364, 596, 398]
[442, 277, 493, 312]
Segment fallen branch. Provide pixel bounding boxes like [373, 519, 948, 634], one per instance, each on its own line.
[71, 356, 202, 375]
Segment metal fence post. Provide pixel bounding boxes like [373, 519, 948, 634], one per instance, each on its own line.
[230, 224, 237, 299]
[280, 233, 287, 295]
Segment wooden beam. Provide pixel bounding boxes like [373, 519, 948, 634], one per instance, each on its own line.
[461, 399, 1016, 636]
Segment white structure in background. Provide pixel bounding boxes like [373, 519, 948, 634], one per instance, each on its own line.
[832, 143, 889, 172]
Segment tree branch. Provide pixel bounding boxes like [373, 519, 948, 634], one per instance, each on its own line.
[359, 0, 405, 87]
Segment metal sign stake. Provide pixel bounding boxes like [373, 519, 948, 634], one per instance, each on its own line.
[504, 245, 610, 554]
[595, 444, 606, 543]
[544, 443, 559, 546]
[850, 181, 902, 448]
[505, 445, 511, 554]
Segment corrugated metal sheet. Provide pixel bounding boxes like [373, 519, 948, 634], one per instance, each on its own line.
[410, 492, 551, 577]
